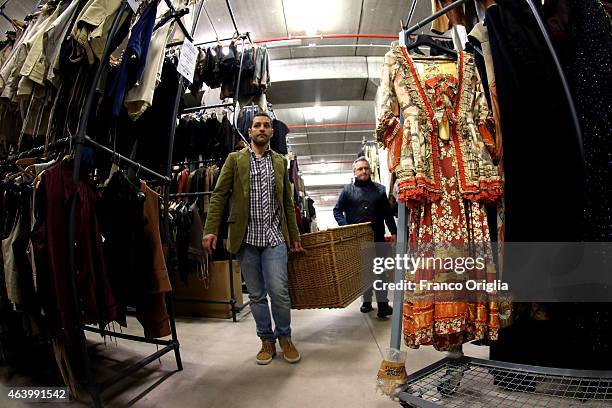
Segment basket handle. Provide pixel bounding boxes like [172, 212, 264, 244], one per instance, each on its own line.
[301, 233, 370, 249]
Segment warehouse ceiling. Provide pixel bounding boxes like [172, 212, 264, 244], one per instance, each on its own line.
[1, 0, 443, 214]
[190, 0, 440, 212]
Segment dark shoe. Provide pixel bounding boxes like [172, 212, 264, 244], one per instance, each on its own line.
[360, 302, 374, 313]
[377, 302, 393, 318]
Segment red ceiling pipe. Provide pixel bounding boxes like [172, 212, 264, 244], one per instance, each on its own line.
[288, 122, 375, 129]
[253, 34, 398, 43]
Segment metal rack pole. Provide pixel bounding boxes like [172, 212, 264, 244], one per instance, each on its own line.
[523, 0, 583, 162]
[389, 203, 407, 351]
[224, 0, 239, 34]
[162, 0, 193, 42]
[403, 0, 470, 32]
[68, 3, 131, 407]
[0, 137, 71, 167]
[181, 102, 234, 114]
[160, 0, 207, 371]
[169, 191, 213, 198]
[83, 136, 171, 183]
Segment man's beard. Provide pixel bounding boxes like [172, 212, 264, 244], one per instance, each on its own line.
[252, 135, 270, 146]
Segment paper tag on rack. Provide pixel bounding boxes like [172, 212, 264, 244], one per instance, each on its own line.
[177, 38, 198, 83]
[127, 0, 143, 13]
[399, 30, 405, 46]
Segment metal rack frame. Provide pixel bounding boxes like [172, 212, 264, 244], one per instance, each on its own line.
[391, 1, 594, 407]
[62, 0, 200, 406]
[166, 0, 254, 323]
[398, 356, 612, 407]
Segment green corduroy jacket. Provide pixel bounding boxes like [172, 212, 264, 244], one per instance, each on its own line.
[203, 147, 301, 254]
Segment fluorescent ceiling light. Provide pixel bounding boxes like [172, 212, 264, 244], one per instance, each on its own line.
[284, 0, 340, 35]
[303, 106, 343, 123]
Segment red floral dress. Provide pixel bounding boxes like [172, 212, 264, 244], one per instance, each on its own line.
[376, 43, 502, 351]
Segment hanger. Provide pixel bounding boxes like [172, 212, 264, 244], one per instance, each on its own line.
[405, 34, 457, 59]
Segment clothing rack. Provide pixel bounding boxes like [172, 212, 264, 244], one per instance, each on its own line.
[164, 0, 251, 323]
[0, 137, 70, 167]
[83, 136, 171, 183]
[181, 101, 234, 114]
[62, 0, 200, 406]
[392, 1, 594, 406]
[173, 158, 224, 166]
[169, 191, 212, 197]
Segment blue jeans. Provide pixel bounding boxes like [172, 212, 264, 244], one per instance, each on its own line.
[237, 242, 291, 341]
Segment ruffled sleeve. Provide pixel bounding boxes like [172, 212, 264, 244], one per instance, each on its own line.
[472, 70, 499, 163]
[466, 67, 503, 203]
[376, 50, 402, 172]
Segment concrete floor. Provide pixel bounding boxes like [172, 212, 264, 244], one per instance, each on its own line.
[0, 299, 490, 407]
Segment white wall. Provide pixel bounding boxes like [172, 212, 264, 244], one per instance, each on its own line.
[315, 209, 340, 230]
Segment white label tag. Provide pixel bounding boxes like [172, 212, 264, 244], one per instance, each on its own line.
[177, 38, 198, 83]
[127, 0, 144, 13]
[399, 30, 405, 46]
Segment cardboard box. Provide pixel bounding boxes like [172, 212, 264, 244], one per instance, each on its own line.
[173, 260, 243, 319]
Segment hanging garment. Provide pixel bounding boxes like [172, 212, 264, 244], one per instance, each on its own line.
[70, 0, 127, 64]
[11, 190, 38, 313]
[2, 211, 21, 305]
[19, 3, 65, 88]
[106, 0, 158, 117]
[468, 23, 502, 166]
[0, 6, 54, 102]
[125, 0, 192, 120]
[376, 43, 502, 351]
[138, 181, 171, 338]
[31, 161, 118, 345]
[98, 171, 145, 326]
[484, 0, 585, 370]
[485, 0, 583, 242]
[430, 0, 479, 34]
[270, 119, 289, 155]
[43, 0, 80, 88]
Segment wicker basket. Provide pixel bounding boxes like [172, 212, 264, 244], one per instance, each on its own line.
[288, 222, 374, 309]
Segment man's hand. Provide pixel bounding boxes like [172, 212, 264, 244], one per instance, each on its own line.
[202, 234, 217, 255]
[389, 234, 397, 243]
[289, 240, 305, 254]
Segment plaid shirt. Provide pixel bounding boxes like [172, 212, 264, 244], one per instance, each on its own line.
[245, 150, 284, 247]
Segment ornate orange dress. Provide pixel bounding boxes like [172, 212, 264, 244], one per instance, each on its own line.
[376, 43, 503, 351]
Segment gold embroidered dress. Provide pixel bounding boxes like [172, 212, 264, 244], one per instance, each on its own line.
[376, 42, 503, 351]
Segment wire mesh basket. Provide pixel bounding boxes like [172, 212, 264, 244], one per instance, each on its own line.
[288, 222, 374, 309]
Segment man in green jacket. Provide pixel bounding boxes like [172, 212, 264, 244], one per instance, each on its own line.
[202, 112, 303, 365]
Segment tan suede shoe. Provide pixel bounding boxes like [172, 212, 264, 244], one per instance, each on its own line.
[256, 340, 276, 365]
[279, 337, 301, 363]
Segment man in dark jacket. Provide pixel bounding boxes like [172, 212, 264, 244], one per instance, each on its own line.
[333, 157, 397, 318]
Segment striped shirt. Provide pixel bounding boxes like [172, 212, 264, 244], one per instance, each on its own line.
[245, 150, 284, 247]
